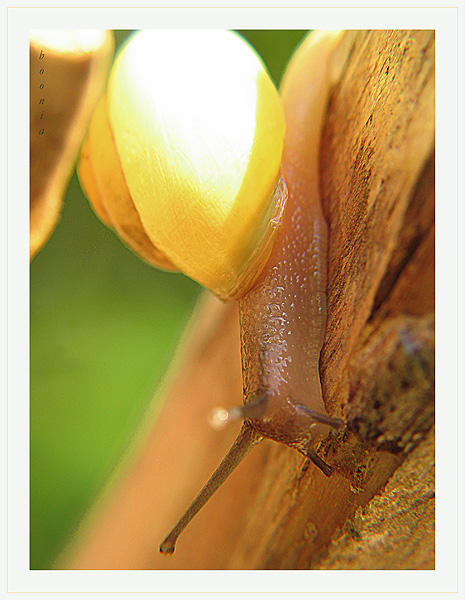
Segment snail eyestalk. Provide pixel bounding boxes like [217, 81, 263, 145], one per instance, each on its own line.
[208, 394, 268, 430]
[294, 404, 345, 430]
[159, 424, 263, 555]
[208, 406, 243, 430]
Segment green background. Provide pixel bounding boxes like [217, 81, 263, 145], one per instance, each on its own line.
[30, 29, 306, 569]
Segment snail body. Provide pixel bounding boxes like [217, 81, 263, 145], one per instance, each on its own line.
[77, 29, 346, 556]
[239, 30, 344, 462]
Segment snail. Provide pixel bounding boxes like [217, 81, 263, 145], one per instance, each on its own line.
[77, 29, 347, 556]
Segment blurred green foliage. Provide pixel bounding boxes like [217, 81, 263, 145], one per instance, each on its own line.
[30, 29, 306, 569]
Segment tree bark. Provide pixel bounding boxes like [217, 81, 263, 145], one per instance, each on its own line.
[62, 29, 435, 570]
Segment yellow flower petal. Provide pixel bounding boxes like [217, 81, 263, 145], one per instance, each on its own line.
[30, 29, 114, 259]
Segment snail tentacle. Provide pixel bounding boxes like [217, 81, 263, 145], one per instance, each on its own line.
[294, 404, 345, 430]
[159, 424, 263, 555]
[303, 447, 334, 477]
[209, 393, 268, 430]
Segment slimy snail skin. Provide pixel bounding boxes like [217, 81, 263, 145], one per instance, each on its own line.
[77, 29, 346, 556]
